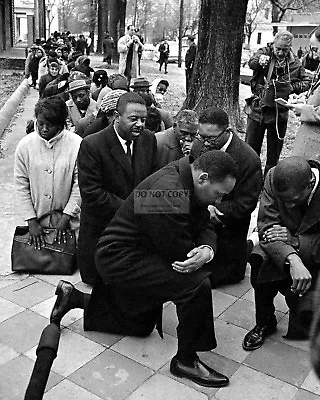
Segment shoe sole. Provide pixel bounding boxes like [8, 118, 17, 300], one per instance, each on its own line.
[170, 367, 229, 388]
[50, 280, 70, 324]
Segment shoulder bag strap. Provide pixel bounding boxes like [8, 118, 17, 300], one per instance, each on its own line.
[266, 57, 276, 83]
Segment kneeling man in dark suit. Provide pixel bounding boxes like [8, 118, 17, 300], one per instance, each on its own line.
[50, 150, 237, 387]
[243, 157, 320, 351]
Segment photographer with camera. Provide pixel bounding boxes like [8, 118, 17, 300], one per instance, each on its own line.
[118, 25, 144, 84]
[245, 31, 310, 177]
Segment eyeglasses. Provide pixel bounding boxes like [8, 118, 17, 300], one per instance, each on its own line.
[195, 127, 228, 146]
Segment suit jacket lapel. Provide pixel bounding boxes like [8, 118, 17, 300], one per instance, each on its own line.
[108, 127, 133, 179]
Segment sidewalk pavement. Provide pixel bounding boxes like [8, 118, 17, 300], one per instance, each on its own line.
[0, 62, 319, 400]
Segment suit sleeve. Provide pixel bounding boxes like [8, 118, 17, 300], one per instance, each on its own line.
[138, 179, 216, 264]
[217, 157, 262, 223]
[78, 138, 124, 221]
[258, 171, 297, 268]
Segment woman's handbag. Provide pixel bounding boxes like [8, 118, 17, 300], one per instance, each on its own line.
[11, 211, 77, 275]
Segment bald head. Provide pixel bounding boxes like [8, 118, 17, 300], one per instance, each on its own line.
[273, 157, 313, 194]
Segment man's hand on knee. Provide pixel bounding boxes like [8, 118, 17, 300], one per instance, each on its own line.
[287, 253, 312, 296]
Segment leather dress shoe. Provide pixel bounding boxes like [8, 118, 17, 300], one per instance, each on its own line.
[50, 280, 74, 326]
[170, 356, 229, 387]
[242, 323, 277, 351]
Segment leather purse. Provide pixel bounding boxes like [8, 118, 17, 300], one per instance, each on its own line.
[11, 212, 77, 275]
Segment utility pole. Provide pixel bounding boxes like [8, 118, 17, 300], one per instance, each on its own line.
[178, 0, 184, 67]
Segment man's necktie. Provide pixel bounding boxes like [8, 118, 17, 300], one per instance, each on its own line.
[126, 140, 132, 164]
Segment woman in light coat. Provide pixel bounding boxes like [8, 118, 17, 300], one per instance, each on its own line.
[14, 96, 82, 249]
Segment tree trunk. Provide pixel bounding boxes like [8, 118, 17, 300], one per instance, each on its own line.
[178, 0, 184, 67]
[109, 0, 119, 62]
[183, 0, 249, 130]
[119, 0, 127, 36]
[97, 0, 108, 53]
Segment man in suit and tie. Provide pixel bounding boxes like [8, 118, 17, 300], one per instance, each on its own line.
[192, 106, 263, 287]
[77, 92, 158, 285]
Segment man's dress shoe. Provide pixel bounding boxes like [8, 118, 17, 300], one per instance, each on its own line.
[242, 324, 277, 351]
[50, 280, 74, 326]
[170, 356, 229, 387]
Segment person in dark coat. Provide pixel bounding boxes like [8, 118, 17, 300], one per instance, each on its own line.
[103, 32, 115, 65]
[77, 92, 158, 285]
[245, 31, 310, 176]
[155, 109, 199, 169]
[185, 35, 197, 94]
[75, 34, 87, 55]
[243, 157, 320, 351]
[50, 150, 238, 388]
[192, 106, 263, 287]
[158, 39, 170, 74]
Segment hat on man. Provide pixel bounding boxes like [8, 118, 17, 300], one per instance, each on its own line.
[67, 79, 91, 93]
[100, 89, 127, 114]
[130, 77, 152, 90]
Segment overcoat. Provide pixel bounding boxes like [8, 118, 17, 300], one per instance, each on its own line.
[253, 160, 320, 284]
[192, 133, 262, 285]
[77, 123, 157, 283]
[84, 157, 217, 347]
[118, 34, 140, 78]
[155, 127, 183, 169]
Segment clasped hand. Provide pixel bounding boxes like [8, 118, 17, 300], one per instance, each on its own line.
[28, 214, 70, 250]
[172, 246, 212, 274]
[262, 224, 298, 247]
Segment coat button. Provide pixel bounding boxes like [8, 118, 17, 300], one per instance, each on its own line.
[46, 169, 52, 174]
[46, 194, 52, 199]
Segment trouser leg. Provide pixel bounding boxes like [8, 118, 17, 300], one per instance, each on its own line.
[77, 221, 104, 286]
[84, 277, 157, 336]
[245, 117, 266, 157]
[250, 255, 288, 326]
[264, 120, 287, 176]
[175, 278, 216, 364]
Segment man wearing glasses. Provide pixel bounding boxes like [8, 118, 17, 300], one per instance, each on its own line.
[192, 106, 263, 287]
[245, 31, 310, 177]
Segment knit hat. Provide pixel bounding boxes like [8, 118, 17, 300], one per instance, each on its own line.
[99, 89, 127, 114]
[66, 79, 91, 93]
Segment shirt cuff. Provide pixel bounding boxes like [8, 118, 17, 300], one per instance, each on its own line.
[198, 245, 215, 263]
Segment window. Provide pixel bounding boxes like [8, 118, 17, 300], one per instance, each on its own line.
[257, 32, 262, 44]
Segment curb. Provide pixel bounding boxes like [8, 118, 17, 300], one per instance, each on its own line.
[0, 78, 30, 138]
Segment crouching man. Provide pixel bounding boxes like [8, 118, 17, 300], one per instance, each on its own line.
[50, 150, 237, 387]
[243, 157, 320, 351]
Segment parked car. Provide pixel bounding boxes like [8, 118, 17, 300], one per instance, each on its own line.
[240, 66, 252, 85]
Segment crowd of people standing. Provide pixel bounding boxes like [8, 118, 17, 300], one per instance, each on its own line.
[15, 24, 320, 389]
